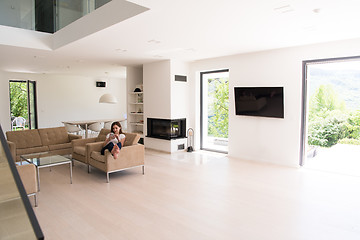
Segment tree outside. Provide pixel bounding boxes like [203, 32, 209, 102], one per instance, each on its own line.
[207, 77, 229, 138]
[9, 81, 28, 125]
[308, 84, 360, 147]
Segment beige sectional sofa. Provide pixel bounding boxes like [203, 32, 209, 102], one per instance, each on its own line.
[72, 128, 145, 182]
[6, 126, 82, 161]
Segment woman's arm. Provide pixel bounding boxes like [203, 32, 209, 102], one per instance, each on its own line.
[116, 134, 126, 147]
[103, 133, 114, 147]
[120, 136, 125, 147]
[103, 137, 110, 147]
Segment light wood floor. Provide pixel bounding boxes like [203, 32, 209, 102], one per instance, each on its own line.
[31, 149, 360, 240]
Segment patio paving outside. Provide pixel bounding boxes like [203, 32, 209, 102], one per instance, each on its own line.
[204, 136, 228, 153]
[304, 144, 360, 177]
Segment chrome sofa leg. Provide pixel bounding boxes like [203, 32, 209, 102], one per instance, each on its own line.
[88, 165, 91, 173]
[106, 173, 109, 183]
[34, 194, 38, 207]
[142, 165, 145, 175]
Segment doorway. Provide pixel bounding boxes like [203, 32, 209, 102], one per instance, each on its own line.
[9, 80, 38, 130]
[200, 69, 229, 153]
[301, 56, 360, 176]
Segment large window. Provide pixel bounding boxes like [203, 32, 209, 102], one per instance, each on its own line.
[301, 57, 360, 176]
[200, 69, 229, 153]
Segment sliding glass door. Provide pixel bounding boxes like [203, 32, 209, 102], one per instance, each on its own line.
[200, 69, 229, 153]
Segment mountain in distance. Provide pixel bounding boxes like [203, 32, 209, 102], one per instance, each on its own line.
[308, 66, 360, 110]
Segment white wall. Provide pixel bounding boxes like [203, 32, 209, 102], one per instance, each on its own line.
[0, 71, 126, 132]
[143, 60, 171, 119]
[190, 38, 360, 167]
[0, 71, 10, 132]
[170, 60, 190, 119]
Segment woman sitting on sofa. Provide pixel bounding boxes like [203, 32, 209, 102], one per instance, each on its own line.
[101, 121, 125, 159]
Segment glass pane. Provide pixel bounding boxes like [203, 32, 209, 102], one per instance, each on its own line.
[201, 71, 229, 152]
[0, 0, 35, 30]
[305, 59, 360, 175]
[21, 153, 71, 167]
[0, 0, 111, 33]
[55, 0, 111, 31]
[9, 81, 28, 130]
[28, 81, 37, 129]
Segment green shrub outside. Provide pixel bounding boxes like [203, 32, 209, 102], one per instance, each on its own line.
[308, 84, 360, 148]
[338, 138, 360, 145]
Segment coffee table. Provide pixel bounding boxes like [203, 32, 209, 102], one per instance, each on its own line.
[20, 152, 73, 191]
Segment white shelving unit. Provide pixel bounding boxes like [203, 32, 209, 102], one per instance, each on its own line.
[128, 91, 144, 138]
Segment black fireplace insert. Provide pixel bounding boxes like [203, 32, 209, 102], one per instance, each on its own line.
[147, 118, 186, 140]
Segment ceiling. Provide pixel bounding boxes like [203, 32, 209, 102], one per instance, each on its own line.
[1, 0, 360, 78]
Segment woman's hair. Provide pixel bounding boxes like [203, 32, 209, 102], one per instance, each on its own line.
[111, 121, 123, 134]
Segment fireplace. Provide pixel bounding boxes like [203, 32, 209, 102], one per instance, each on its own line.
[147, 118, 186, 140]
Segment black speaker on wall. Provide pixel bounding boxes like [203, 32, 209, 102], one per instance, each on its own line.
[96, 81, 106, 87]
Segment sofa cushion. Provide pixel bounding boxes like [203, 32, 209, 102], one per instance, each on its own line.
[91, 151, 106, 163]
[38, 127, 69, 146]
[48, 142, 72, 151]
[73, 146, 86, 156]
[124, 133, 140, 146]
[17, 146, 49, 156]
[6, 129, 42, 149]
[96, 128, 111, 142]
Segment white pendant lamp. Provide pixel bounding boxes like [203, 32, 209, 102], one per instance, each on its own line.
[99, 93, 118, 104]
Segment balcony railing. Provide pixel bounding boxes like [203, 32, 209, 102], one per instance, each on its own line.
[0, 0, 111, 33]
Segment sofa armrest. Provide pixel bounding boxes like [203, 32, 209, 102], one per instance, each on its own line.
[69, 134, 82, 141]
[7, 140, 16, 161]
[17, 164, 38, 194]
[106, 144, 145, 170]
[72, 138, 96, 149]
[86, 141, 104, 153]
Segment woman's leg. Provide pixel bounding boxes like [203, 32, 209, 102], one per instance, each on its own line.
[111, 142, 122, 159]
[101, 142, 114, 155]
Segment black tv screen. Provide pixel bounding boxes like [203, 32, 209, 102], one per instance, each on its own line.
[234, 87, 284, 118]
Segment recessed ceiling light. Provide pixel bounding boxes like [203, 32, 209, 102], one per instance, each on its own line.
[33, 55, 45, 59]
[115, 49, 127, 53]
[274, 4, 294, 14]
[148, 39, 161, 44]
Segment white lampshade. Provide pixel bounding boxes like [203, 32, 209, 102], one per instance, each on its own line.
[99, 93, 118, 104]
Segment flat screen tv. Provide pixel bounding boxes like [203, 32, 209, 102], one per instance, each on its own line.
[234, 87, 284, 118]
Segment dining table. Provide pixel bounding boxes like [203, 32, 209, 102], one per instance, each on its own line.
[62, 118, 126, 138]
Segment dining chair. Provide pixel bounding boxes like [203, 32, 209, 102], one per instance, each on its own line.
[64, 123, 83, 136]
[104, 121, 112, 129]
[88, 122, 103, 137]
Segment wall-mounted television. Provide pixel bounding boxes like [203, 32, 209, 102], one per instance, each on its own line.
[234, 87, 284, 118]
